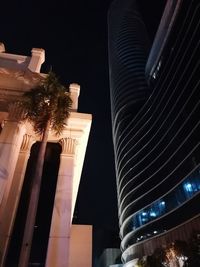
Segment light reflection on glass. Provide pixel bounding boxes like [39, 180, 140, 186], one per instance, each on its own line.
[129, 168, 200, 232]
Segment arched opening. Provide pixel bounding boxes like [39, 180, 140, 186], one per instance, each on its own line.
[5, 142, 62, 267]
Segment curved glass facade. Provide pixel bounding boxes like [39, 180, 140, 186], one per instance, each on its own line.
[108, 0, 200, 264]
[122, 168, 200, 240]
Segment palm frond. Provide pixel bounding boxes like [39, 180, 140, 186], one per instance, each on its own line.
[18, 70, 72, 136]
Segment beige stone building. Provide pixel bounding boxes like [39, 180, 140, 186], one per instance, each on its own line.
[0, 43, 92, 267]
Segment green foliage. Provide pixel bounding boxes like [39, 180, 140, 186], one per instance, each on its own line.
[20, 71, 72, 135]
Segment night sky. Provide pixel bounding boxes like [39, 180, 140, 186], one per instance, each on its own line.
[0, 0, 166, 260]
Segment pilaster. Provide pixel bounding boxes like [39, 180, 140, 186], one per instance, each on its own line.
[0, 134, 35, 266]
[45, 137, 77, 267]
[0, 103, 25, 204]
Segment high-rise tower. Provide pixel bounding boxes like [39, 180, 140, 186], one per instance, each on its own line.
[108, 0, 200, 266]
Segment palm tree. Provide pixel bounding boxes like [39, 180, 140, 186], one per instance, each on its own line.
[18, 71, 72, 267]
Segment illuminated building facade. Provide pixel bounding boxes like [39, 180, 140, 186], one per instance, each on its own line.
[108, 0, 200, 266]
[0, 43, 92, 267]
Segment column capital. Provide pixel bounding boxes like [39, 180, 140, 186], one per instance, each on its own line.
[59, 137, 77, 156]
[20, 134, 35, 153]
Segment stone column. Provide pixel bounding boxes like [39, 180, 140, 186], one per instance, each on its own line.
[0, 103, 25, 204]
[0, 134, 35, 266]
[45, 137, 77, 267]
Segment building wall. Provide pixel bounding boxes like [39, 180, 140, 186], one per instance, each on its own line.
[68, 225, 92, 267]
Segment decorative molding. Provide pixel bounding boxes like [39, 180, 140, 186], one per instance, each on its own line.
[28, 48, 45, 73]
[7, 102, 24, 121]
[69, 83, 80, 111]
[0, 42, 5, 53]
[59, 137, 77, 155]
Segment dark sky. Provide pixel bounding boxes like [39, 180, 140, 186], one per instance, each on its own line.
[0, 0, 166, 240]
